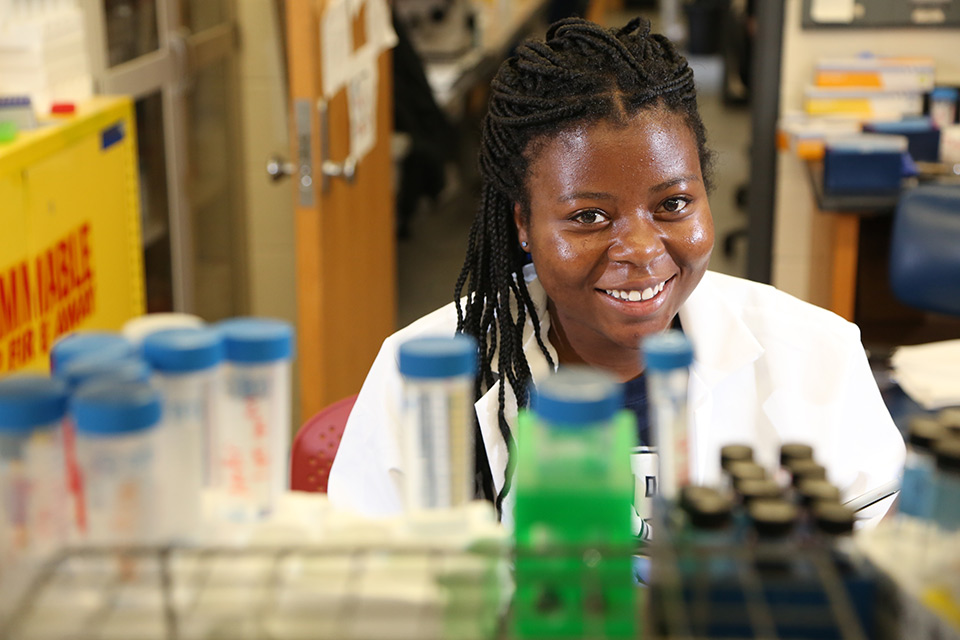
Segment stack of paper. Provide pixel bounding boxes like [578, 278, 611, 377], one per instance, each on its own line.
[890, 339, 960, 410]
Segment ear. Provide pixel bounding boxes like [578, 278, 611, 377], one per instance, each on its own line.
[513, 202, 529, 248]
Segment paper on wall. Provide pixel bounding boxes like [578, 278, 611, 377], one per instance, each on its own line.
[364, 0, 398, 53]
[348, 48, 378, 163]
[810, 0, 855, 24]
[320, 0, 352, 99]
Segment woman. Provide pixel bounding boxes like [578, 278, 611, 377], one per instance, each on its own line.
[328, 18, 904, 526]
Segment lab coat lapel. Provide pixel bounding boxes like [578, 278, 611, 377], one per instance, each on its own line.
[475, 266, 556, 496]
[679, 273, 765, 480]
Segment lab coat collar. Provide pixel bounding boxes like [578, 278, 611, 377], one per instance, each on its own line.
[475, 265, 556, 496]
[679, 272, 765, 399]
[475, 269, 765, 496]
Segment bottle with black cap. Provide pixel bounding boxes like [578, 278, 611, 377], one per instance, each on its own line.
[811, 501, 857, 572]
[900, 416, 947, 520]
[680, 487, 735, 577]
[785, 458, 828, 505]
[931, 437, 960, 531]
[749, 498, 799, 574]
[777, 442, 813, 488]
[719, 444, 753, 494]
[938, 408, 960, 437]
[795, 478, 842, 539]
[727, 460, 766, 492]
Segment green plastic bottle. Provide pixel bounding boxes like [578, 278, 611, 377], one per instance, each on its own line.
[513, 366, 637, 639]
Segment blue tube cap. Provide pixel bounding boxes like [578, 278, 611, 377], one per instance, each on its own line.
[60, 354, 152, 389]
[398, 335, 478, 379]
[143, 327, 224, 373]
[217, 318, 294, 364]
[530, 367, 623, 427]
[71, 381, 162, 435]
[643, 330, 694, 371]
[0, 375, 70, 431]
[51, 332, 135, 373]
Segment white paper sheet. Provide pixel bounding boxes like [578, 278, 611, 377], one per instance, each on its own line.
[811, 0, 856, 24]
[890, 339, 960, 410]
[348, 48, 378, 163]
[320, 0, 352, 99]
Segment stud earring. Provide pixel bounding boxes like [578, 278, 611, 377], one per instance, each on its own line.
[521, 241, 528, 249]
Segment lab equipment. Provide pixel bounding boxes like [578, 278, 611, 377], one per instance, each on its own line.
[142, 327, 224, 541]
[899, 416, 945, 519]
[58, 353, 151, 390]
[931, 437, 960, 531]
[0, 375, 70, 561]
[514, 367, 636, 639]
[823, 133, 908, 194]
[930, 87, 959, 130]
[643, 330, 694, 503]
[397, 335, 477, 511]
[122, 313, 204, 346]
[71, 381, 162, 544]
[50, 331, 135, 373]
[214, 318, 294, 522]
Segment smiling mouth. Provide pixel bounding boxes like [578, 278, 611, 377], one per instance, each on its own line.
[601, 277, 672, 302]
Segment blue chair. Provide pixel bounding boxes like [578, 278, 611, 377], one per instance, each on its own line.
[889, 184, 960, 317]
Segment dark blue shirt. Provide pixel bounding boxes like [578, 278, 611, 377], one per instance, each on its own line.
[626, 316, 684, 446]
[624, 374, 650, 446]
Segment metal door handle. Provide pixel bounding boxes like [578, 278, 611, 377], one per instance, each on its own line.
[318, 99, 357, 191]
[322, 157, 356, 181]
[266, 155, 295, 181]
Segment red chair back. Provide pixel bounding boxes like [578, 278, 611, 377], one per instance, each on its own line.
[290, 394, 358, 493]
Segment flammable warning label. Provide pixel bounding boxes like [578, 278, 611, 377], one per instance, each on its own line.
[0, 222, 98, 373]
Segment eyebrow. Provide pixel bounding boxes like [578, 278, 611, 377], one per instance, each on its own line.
[649, 175, 702, 193]
[556, 175, 702, 203]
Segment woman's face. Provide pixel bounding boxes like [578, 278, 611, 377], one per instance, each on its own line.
[514, 108, 713, 371]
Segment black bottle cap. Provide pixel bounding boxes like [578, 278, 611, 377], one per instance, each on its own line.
[938, 407, 960, 431]
[780, 443, 813, 467]
[933, 437, 960, 473]
[680, 485, 722, 512]
[789, 459, 827, 486]
[737, 478, 781, 505]
[908, 416, 947, 451]
[797, 478, 841, 506]
[813, 501, 855, 535]
[720, 444, 753, 471]
[749, 499, 798, 538]
[687, 493, 733, 530]
[729, 460, 766, 489]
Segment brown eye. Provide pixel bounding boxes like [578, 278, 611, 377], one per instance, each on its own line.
[662, 197, 690, 213]
[572, 209, 608, 224]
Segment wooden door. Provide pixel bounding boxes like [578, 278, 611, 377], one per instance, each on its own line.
[285, 0, 397, 419]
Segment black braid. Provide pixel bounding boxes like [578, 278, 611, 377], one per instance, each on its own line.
[455, 17, 714, 516]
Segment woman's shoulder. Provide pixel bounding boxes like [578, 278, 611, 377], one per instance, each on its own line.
[698, 271, 860, 343]
[381, 299, 464, 351]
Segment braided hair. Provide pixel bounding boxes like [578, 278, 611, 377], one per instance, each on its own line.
[455, 17, 714, 514]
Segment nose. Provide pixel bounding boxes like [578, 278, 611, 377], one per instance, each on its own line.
[606, 214, 665, 265]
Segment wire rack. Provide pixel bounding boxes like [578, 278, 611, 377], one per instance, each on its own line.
[0, 535, 891, 640]
[0, 543, 510, 640]
[646, 538, 876, 640]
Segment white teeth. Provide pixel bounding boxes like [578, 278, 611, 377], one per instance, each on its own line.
[604, 279, 669, 302]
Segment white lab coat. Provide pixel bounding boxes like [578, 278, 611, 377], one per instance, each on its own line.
[327, 266, 905, 527]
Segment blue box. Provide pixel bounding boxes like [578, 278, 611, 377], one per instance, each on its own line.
[863, 118, 940, 162]
[823, 134, 907, 194]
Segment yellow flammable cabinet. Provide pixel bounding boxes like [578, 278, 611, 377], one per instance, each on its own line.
[0, 96, 145, 375]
